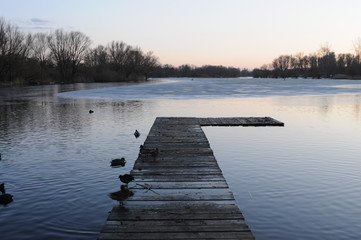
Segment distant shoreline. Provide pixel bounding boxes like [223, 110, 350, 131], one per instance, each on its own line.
[332, 74, 361, 80]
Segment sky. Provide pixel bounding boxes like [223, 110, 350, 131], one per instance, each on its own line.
[1, 0, 361, 69]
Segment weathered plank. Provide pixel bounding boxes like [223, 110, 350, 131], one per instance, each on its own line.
[131, 167, 222, 175]
[131, 181, 228, 189]
[134, 161, 219, 168]
[108, 203, 243, 220]
[196, 116, 285, 127]
[102, 219, 250, 233]
[98, 231, 255, 240]
[123, 189, 235, 202]
[99, 117, 284, 240]
[133, 174, 226, 182]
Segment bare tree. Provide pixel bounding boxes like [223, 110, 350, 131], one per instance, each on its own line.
[353, 38, 361, 64]
[108, 41, 132, 74]
[272, 55, 292, 78]
[317, 44, 336, 77]
[352, 38, 361, 75]
[124, 47, 144, 78]
[0, 17, 30, 83]
[47, 29, 91, 82]
[0, 18, 9, 81]
[85, 45, 108, 67]
[318, 42, 332, 57]
[29, 32, 49, 81]
[139, 51, 159, 79]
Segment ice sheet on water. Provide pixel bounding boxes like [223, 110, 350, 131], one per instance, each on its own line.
[57, 77, 361, 100]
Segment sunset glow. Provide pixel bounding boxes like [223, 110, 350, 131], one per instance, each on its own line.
[2, 0, 361, 69]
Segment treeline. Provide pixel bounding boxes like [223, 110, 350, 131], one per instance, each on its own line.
[253, 43, 361, 79]
[0, 17, 159, 86]
[151, 64, 251, 78]
[0, 17, 251, 86]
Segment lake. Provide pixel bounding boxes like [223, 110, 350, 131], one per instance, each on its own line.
[1, 78, 361, 239]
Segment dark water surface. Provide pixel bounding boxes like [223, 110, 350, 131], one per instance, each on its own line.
[1, 78, 361, 239]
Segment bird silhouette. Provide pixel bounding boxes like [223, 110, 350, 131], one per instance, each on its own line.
[119, 174, 134, 185]
[139, 145, 159, 160]
[110, 158, 126, 167]
[134, 129, 140, 138]
[0, 193, 13, 205]
[108, 185, 134, 206]
[0, 183, 5, 194]
[89, 110, 94, 114]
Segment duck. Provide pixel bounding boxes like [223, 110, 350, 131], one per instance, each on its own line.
[119, 174, 134, 185]
[134, 129, 140, 138]
[0, 183, 5, 194]
[0, 193, 13, 205]
[110, 158, 126, 167]
[108, 185, 134, 205]
[139, 145, 157, 154]
[139, 146, 159, 160]
[89, 110, 94, 114]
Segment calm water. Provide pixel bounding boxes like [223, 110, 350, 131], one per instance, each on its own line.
[1, 78, 361, 239]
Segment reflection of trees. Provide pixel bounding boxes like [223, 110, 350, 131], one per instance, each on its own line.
[0, 84, 152, 149]
[276, 95, 361, 121]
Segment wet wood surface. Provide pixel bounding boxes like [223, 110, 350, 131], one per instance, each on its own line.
[98, 117, 284, 240]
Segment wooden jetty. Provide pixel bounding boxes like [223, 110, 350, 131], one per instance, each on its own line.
[98, 117, 284, 240]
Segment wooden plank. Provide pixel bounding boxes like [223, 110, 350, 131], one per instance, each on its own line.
[98, 231, 254, 240]
[198, 118, 212, 126]
[102, 219, 250, 233]
[134, 161, 219, 168]
[109, 203, 242, 218]
[130, 181, 228, 189]
[133, 174, 226, 182]
[124, 200, 239, 206]
[207, 117, 219, 125]
[125, 189, 235, 202]
[143, 143, 211, 149]
[108, 210, 243, 221]
[111, 203, 241, 211]
[144, 155, 216, 161]
[131, 167, 222, 175]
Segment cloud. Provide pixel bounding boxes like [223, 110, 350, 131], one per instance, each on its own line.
[30, 18, 50, 25]
[15, 18, 55, 31]
[12, 18, 74, 32]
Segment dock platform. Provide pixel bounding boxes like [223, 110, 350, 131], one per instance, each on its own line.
[98, 117, 284, 240]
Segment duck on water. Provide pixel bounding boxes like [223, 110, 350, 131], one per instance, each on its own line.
[0, 183, 13, 205]
[110, 157, 126, 167]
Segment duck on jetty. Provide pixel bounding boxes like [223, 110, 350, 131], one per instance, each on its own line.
[119, 174, 134, 185]
[110, 158, 126, 167]
[0, 183, 13, 205]
[134, 129, 140, 138]
[108, 185, 134, 206]
[139, 145, 159, 160]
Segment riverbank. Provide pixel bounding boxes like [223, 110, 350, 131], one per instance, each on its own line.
[0, 74, 148, 88]
[332, 74, 361, 80]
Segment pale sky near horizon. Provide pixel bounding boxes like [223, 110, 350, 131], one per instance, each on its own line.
[1, 0, 361, 69]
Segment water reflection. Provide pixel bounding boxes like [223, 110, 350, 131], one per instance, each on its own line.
[1, 79, 361, 240]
